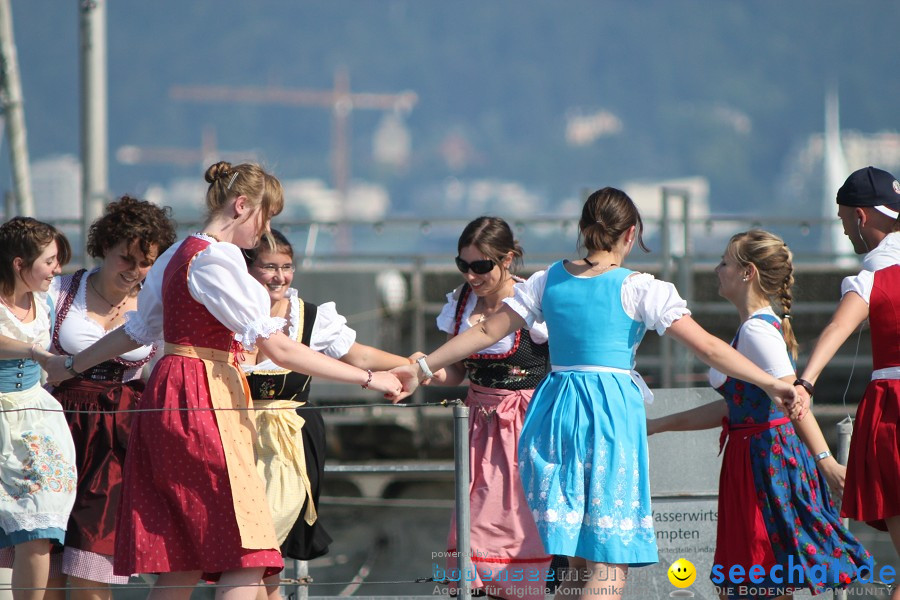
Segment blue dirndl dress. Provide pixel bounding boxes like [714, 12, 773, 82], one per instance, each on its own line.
[517, 263, 658, 566]
[714, 313, 870, 598]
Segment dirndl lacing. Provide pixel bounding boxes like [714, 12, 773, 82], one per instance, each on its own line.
[871, 366, 900, 380]
[550, 364, 654, 404]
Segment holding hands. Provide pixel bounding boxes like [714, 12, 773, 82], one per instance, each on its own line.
[365, 370, 405, 398]
[767, 378, 807, 420]
[389, 363, 420, 403]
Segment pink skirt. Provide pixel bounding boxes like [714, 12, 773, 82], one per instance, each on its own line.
[446, 384, 551, 600]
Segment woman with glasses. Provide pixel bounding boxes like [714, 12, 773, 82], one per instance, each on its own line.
[432, 216, 551, 600]
[241, 229, 411, 600]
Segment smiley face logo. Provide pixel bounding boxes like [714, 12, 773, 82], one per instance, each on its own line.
[667, 558, 696, 588]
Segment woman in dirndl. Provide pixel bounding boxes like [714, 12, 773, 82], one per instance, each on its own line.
[391, 188, 801, 600]
[47, 196, 175, 600]
[649, 230, 870, 599]
[44, 161, 403, 600]
[0, 217, 76, 600]
[432, 217, 551, 600]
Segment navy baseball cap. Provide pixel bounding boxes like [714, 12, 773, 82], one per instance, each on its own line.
[836, 166, 900, 217]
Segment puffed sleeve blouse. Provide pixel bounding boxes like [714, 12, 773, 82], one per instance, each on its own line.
[124, 235, 285, 351]
[504, 265, 691, 335]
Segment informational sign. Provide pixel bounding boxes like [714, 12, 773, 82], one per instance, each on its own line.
[624, 388, 724, 599]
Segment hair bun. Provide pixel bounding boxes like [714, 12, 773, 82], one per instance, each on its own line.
[204, 161, 234, 185]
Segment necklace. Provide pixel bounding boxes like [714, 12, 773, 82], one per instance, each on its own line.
[89, 275, 129, 318]
[583, 257, 619, 272]
[0, 293, 32, 321]
[472, 284, 514, 325]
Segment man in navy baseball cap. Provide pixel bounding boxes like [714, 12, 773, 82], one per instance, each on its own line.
[835, 166, 900, 261]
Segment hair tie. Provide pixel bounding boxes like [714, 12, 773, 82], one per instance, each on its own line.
[782, 313, 791, 319]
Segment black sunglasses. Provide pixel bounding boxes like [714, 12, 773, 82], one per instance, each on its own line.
[455, 256, 495, 275]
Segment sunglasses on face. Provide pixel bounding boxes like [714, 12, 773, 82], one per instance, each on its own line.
[455, 256, 495, 275]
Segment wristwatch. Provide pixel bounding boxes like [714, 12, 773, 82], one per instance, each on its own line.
[415, 356, 434, 380]
[64, 355, 80, 377]
[814, 451, 831, 463]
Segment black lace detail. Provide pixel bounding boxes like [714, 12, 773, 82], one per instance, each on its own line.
[452, 283, 549, 390]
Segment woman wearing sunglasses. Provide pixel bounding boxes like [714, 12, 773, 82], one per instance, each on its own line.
[434, 216, 551, 600]
[393, 190, 801, 600]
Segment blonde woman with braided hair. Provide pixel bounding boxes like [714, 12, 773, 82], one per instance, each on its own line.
[391, 191, 803, 600]
[649, 230, 870, 599]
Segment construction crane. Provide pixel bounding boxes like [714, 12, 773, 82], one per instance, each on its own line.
[116, 125, 259, 169]
[169, 67, 418, 207]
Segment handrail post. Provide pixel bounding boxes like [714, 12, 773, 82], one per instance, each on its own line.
[834, 416, 852, 600]
[661, 188, 692, 387]
[288, 558, 307, 600]
[411, 257, 427, 456]
[453, 404, 471, 600]
[660, 190, 673, 387]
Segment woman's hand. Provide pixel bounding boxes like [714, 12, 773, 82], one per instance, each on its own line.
[427, 367, 448, 384]
[767, 379, 805, 420]
[816, 457, 846, 499]
[791, 383, 811, 421]
[44, 354, 74, 385]
[32, 345, 54, 369]
[363, 371, 403, 398]
[389, 364, 420, 403]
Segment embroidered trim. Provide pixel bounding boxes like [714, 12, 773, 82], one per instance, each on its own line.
[245, 291, 302, 375]
[453, 283, 522, 359]
[51, 269, 153, 371]
[240, 317, 288, 353]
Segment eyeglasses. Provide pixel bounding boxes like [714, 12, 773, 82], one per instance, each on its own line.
[455, 256, 495, 275]
[257, 263, 295, 274]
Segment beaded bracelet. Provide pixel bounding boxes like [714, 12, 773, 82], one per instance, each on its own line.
[361, 369, 374, 389]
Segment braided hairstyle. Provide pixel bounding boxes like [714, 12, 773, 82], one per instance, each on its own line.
[577, 187, 649, 255]
[726, 229, 798, 360]
[203, 161, 284, 233]
[0, 217, 72, 297]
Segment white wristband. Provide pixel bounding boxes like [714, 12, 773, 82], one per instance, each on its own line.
[416, 356, 434, 380]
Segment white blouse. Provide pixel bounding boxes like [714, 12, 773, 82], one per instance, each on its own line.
[0, 292, 51, 348]
[240, 288, 357, 373]
[708, 307, 795, 389]
[504, 265, 691, 336]
[124, 234, 285, 351]
[49, 270, 153, 378]
[436, 285, 549, 355]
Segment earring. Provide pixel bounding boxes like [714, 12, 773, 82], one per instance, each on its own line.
[233, 214, 239, 220]
[742, 277, 748, 282]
